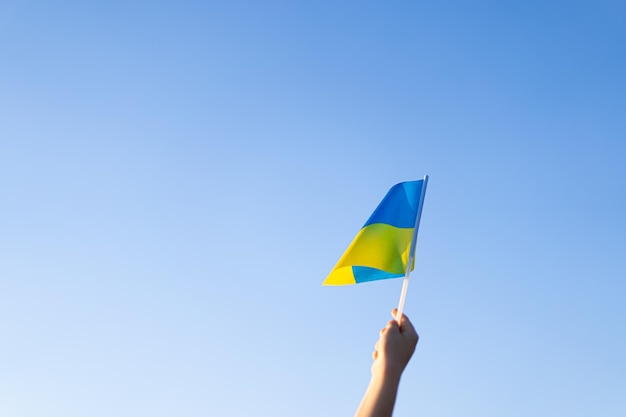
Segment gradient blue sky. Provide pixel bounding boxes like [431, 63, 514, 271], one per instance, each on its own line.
[1, 1, 625, 416]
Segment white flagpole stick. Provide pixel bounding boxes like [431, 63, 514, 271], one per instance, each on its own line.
[396, 175, 428, 323]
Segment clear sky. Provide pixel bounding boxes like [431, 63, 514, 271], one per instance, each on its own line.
[1, 1, 625, 416]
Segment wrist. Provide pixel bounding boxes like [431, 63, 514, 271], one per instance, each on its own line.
[372, 364, 403, 385]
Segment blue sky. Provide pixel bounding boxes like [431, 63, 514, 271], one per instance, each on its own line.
[1, 1, 625, 416]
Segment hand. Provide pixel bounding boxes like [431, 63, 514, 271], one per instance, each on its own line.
[371, 309, 419, 379]
[355, 310, 419, 417]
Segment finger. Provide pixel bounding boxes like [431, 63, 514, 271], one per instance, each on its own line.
[399, 315, 416, 335]
[391, 308, 401, 324]
[391, 309, 415, 333]
[384, 319, 400, 334]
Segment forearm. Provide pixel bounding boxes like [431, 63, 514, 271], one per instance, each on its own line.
[355, 371, 402, 417]
[355, 312, 418, 417]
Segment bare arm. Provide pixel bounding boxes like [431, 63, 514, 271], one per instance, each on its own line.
[355, 310, 418, 417]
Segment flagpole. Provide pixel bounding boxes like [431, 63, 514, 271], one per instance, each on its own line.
[395, 175, 428, 323]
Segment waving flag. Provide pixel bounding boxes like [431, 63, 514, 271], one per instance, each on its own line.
[323, 179, 427, 286]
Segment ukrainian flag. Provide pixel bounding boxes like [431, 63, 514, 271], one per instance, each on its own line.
[323, 180, 426, 286]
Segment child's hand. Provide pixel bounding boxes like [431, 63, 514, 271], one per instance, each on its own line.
[371, 309, 419, 379]
[356, 310, 419, 417]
